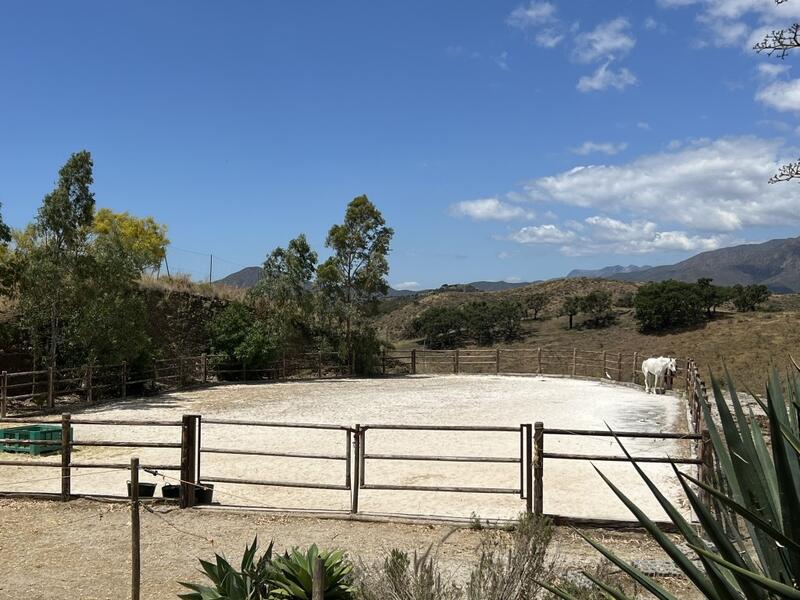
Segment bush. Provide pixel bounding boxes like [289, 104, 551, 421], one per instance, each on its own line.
[730, 283, 770, 312]
[411, 306, 464, 349]
[209, 303, 279, 374]
[578, 291, 614, 328]
[356, 547, 461, 600]
[633, 280, 705, 332]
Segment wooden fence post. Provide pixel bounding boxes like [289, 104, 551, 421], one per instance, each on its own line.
[282, 353, 287, 380]
[243, 361, 247, 382]
[61, 413, 71, 501]
[131, 457, 141, 600]
[537, 347, 542, 375]
[121, 361, 128, 400]
[496, 348, 500, 375]
[382, 349, 386, 375]
[524, 423, 533, 514]
[48, 366, 54, 408]
[152, 360, 157, 389]
[86, 364, 93, 404]
[454, 350, 459, 374]
[312, 555, 324, 600]
[318, 351, 323, 378]
[180, 414, 198, 508]
[602, 351, 607, 379]
[571, 348, 577, 377]
[201, 353, 208, 383]
[351, 425, 361, 514]
[617, 353, 622, 382]
[699, 429, 713, 508]
[411, 350, 417, 375]
[0, 371, 6, 418]
[534, 422, 544, 516]
[632, 352, 639, 384]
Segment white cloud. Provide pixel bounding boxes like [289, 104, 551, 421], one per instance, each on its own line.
[637, 121, 652, 130]
[524, 136, 800, 232]
[644, 17, 659, 30]
[393, 281, 421, 291]
[534, 28, 564, 48]
[509, 215, 730, 256]
[509, 224, 575, 244]
[573, 18, 636, 63]
[758, 62, 790, 79]
[450, 198, 534, 221]
[577, 62, 637, 92]
[570, 141, 628, 156]
[661, 0, 800, 48]
[496, 51, 510, 71]
[507, 1, 557, 29]
[756, 78, 800, 112]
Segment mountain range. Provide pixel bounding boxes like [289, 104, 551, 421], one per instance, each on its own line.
[215, 236, 800, 295]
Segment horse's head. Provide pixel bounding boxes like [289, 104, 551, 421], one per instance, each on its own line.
[667, 358, 677, 374]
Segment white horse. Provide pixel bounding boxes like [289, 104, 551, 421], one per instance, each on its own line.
[642, 356, 677, 394]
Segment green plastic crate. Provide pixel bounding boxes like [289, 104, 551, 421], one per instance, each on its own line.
[0, 424, 72, 456]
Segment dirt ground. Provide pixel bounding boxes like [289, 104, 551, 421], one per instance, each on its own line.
[0, 375, 691, 521]
[0, 498, 702, 599]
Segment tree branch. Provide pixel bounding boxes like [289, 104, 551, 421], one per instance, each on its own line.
[769, 159, 800, 183]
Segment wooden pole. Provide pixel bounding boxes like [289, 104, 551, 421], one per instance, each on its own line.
[699, 429, 713, 508]
[122, 361, 128, 400]
[382, 349, 386, 375]
[495, 348, 500, 375]
[571, 348, 577, 377]
[130, 456, 141, 600]
[282, 353, 287, 380]
[632, 352, 639, 383]
[312, 555, 324, 600]
[454, 349, 459, 374]
[351, 425, 361, 514]
[48, 366, 54, 408]
[617, 353, 622, 382]
[0, 370, 6, 418]
[180, 415, 197, 508]
[202, 354, 208, 383]
[534, 422, 544, 515]
[602, 351, 607, 379]
[411, 350, 417, 375]
[61, 413, 71, 501]
[537, 347, 542, 375]
[525, 423, 534, 514]
[318, 351, 323, 378]
[152, 360, 157, 389]
[179, 358, 185, 388]
[86, 364, 93, 404]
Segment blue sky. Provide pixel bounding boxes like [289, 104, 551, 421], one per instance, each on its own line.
[2, 1, 800, 289]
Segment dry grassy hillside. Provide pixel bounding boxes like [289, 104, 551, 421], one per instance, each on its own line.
[375, 278, 639, 340]
[377, 279, 800, 391]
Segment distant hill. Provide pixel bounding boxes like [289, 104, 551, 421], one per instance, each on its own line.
[216, 267, 536, 296]
[567, 265, 651, 279]
[614, 236, 800, 293]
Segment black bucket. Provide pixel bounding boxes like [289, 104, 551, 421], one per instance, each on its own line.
[162, 484, 181, 498]
[127, 481, 157, 498]
[195, 483, 214, 504]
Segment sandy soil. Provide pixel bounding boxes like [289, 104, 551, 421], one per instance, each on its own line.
[0, 375, 691, 521]
[0, 498, 702, 600]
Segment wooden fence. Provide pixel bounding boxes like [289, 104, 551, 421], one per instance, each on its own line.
[0, 412, 708, 528]
[1, 348, 688, 418]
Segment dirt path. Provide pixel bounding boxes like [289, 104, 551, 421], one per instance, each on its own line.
[0, 498, 700, 599]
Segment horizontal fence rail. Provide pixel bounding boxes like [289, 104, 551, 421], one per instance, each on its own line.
[0, 347, 688, 418]
[0, 410, 712, 527]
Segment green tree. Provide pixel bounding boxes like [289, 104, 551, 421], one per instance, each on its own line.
[19, 151, 96, 368]
[492, 300, 525, 342]
[579, 290, 613, 327]
[316, 196, 394, 370]
[526, 292, 549, 320]
[730, 283, 771, 312]
[561, 296, 581, 330]
[412, 306, 463, 349]
[633, 280, 705, 332]
[209, 303, 277, 370]
[695, 277, 730, 318]
[0, 201, 10, 246]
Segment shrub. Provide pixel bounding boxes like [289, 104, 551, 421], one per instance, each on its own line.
[271, 545, 355, 599]
[578, 291, 614, 328]
[356, 547, 461, 600]
[526, 293, 549, 320]
[730, 283, 771, 312]
[633, 280, 705, 332]
[411, 306, 464, 349]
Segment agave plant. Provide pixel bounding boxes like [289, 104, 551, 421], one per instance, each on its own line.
[542, 365, 800, 599]
[270, 544, 355, 599]
[179, 537, 275, 600]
